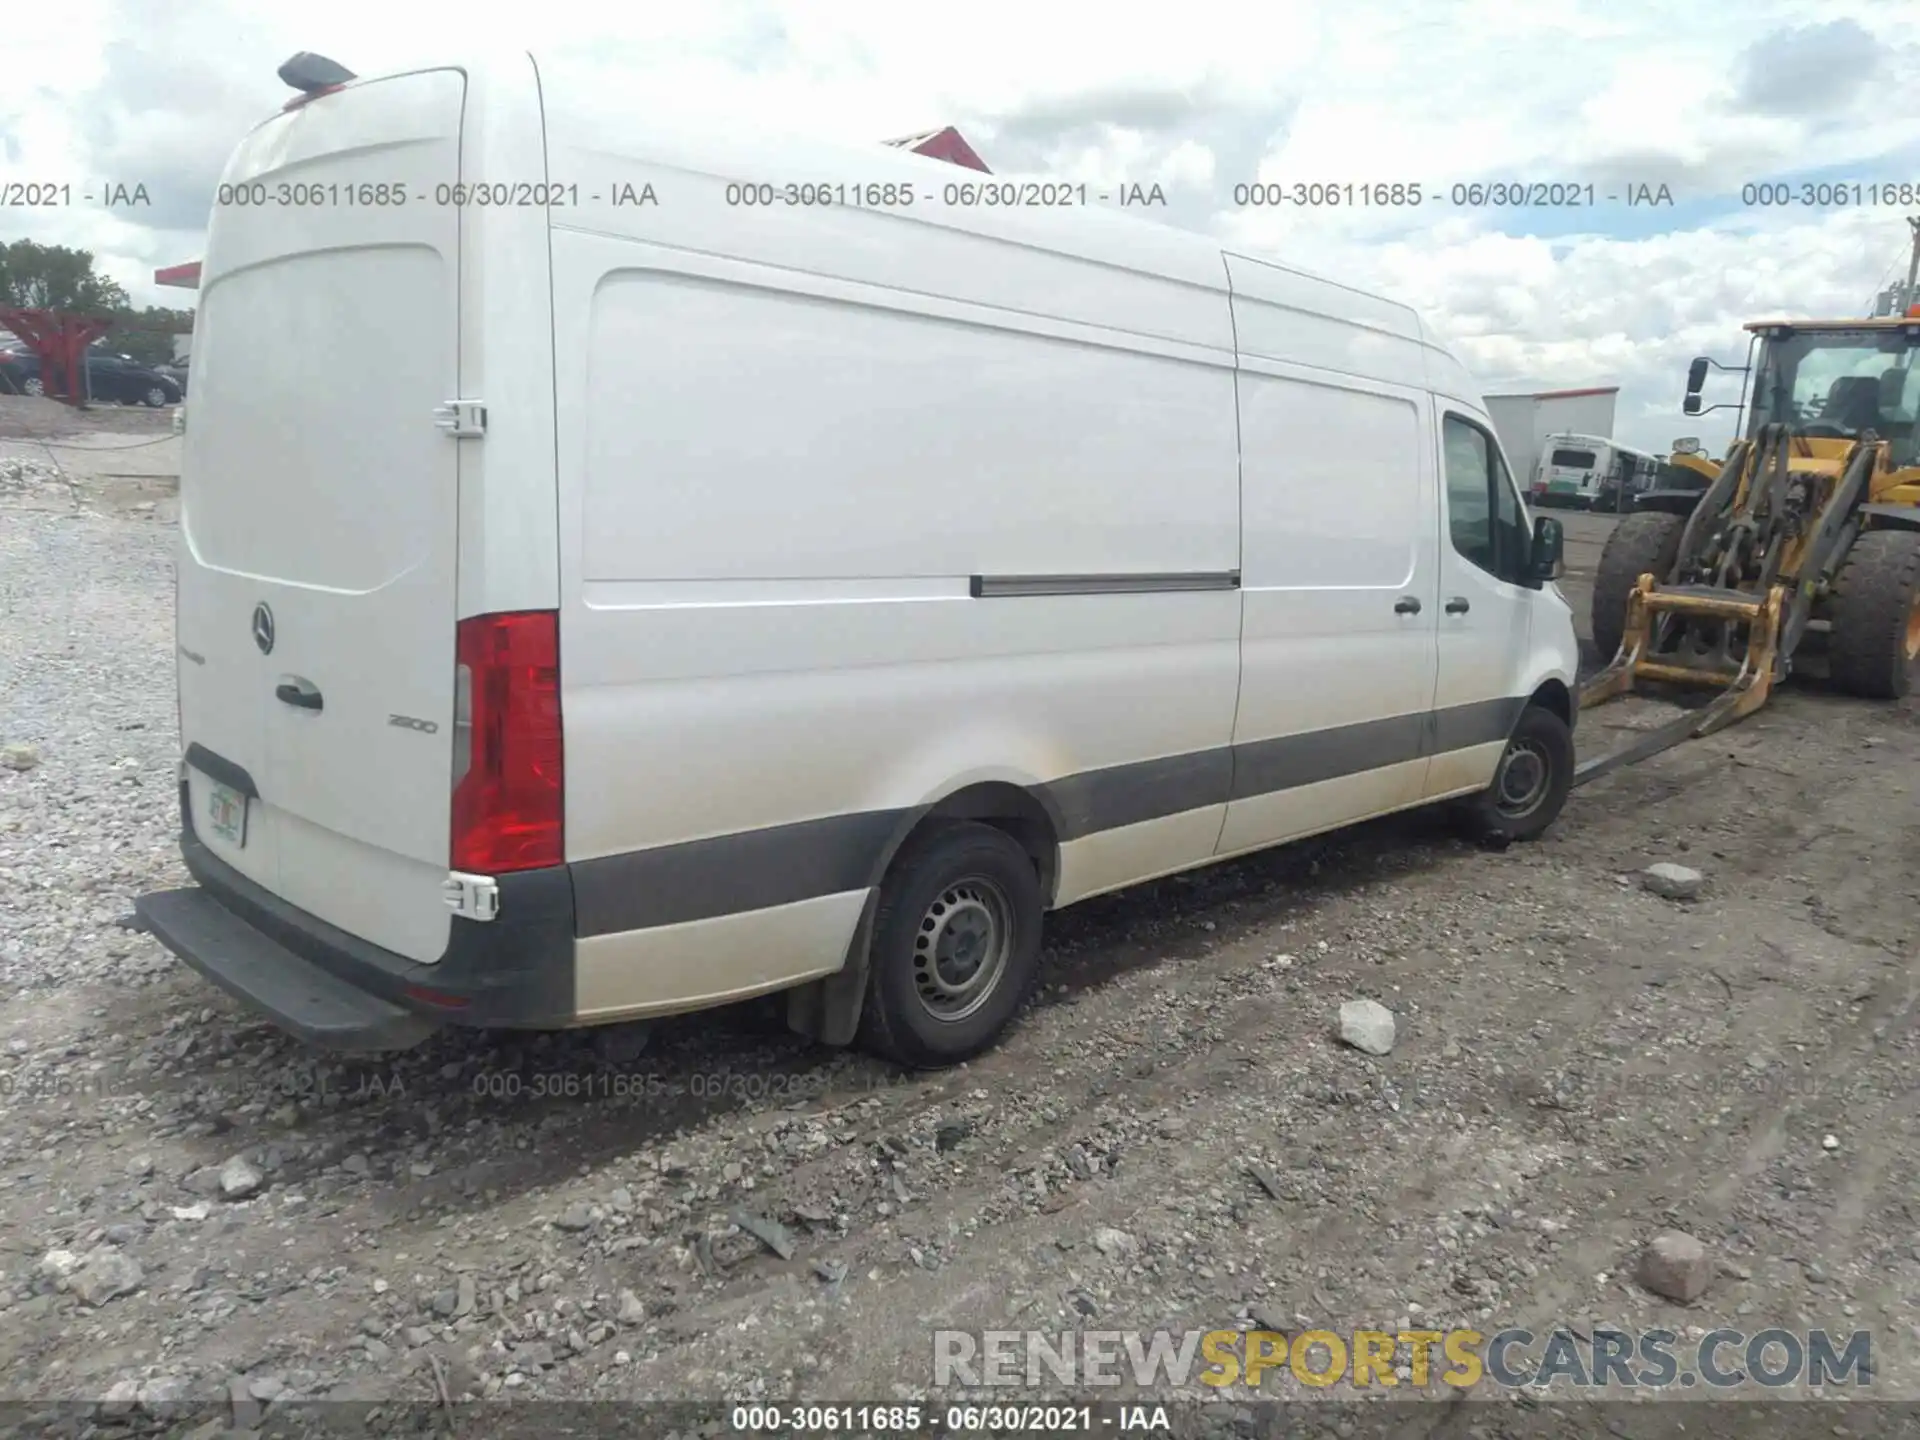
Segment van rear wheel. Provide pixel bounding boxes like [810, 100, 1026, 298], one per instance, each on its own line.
[1458, 703, 1574, 845]
[858, 821, 1044, 1069]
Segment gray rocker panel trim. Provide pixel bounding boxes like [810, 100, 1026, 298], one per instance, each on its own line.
[569, 694, 1530, 937]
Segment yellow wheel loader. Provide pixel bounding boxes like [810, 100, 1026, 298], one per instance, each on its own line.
[1576, 310, 1920, 784]
[1663, 447, 1722, 491]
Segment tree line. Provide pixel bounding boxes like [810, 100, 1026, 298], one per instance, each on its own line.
[0, 239, 194, 368]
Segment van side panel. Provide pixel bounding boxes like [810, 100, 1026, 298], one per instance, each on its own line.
[1219, 367, 1440, 854]
[575, 269, 1236, 583]
[541, 121, 1242, 1014]
[1215, 256, 1441, 856]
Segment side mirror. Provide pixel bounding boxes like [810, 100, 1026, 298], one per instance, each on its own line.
[1682, 393, 1703, 415]
[1686, 357, 1709, 395]
[1530, 515, 1564, 581]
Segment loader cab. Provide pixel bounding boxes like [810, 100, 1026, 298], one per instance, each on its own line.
[1685, 320, 1920, 469]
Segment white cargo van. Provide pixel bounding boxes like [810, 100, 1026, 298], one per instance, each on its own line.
[1529, 433, 1664, 512]
[136, 52, 1582, 1068]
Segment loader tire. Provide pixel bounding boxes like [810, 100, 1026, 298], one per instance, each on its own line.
[1591, 511, 1686, 663]
[1827, 529, 1920, 699]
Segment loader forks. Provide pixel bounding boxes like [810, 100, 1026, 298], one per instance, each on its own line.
[1572, 423, 1884, 787]
[1572, 578, 1783, 785]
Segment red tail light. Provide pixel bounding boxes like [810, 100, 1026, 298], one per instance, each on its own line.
[450, 611, 563, 873]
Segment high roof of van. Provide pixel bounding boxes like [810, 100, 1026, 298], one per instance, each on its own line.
[244, 52, 1489, 410]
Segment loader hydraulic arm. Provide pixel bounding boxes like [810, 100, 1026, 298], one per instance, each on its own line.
[1572, 427, 1885, 788]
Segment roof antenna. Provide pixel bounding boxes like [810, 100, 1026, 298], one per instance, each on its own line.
[277, 53, 356, 95]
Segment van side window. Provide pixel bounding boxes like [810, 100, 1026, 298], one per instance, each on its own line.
[1443, 414, 1532, 583]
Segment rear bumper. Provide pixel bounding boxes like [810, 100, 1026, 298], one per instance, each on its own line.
[136, 781, 578, 1052]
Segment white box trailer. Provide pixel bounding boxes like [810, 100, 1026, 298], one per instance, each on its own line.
[1485, 387, 1620, 491]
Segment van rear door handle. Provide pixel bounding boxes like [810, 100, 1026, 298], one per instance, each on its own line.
[275, 678, 324, 712]
[1394, 596, 1422, 615]
[1445, 597, 1471, 615]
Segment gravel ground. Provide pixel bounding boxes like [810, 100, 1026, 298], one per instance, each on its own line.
[2, 458, 1918, 1434]
[0, 393, 177, 442]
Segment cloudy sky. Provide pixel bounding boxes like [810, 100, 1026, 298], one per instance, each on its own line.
[7, 0, 1920, 456]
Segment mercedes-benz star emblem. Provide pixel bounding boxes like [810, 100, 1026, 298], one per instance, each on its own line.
[252, 602, 275, 655]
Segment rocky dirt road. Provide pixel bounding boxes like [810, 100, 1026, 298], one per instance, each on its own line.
[1, 444, 1915, 1433]
[0, 396, 180, 526]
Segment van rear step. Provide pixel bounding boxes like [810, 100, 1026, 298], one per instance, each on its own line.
[136, 889, 441, 1053]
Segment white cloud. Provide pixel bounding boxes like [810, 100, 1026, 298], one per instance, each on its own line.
[4, 0, 1920, 457]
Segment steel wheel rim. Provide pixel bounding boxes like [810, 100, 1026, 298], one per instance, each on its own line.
[1494, 737, 1551, 819]
[147, 387, 166, 406]
[22, 378, 42, 397]
[912, 876, 1013, 1022]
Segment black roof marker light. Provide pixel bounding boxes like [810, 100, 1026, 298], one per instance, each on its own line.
[278, 53, 357, 110]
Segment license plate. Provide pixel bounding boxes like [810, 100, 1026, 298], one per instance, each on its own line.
[208, 782, 248, 847]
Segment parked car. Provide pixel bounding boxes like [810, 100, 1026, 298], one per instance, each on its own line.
[0, 349, 183, 406]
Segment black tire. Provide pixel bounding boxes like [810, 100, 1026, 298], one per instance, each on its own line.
[1458, 703, 1574, 845]
[1592, 510, 1687, 662]
[1827, 529, 1920, 699]
[857, 821, 1044, 1069]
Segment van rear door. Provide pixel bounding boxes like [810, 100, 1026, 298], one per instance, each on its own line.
[176, 68, 466, 964]
[1542, 443, 1599, 501]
